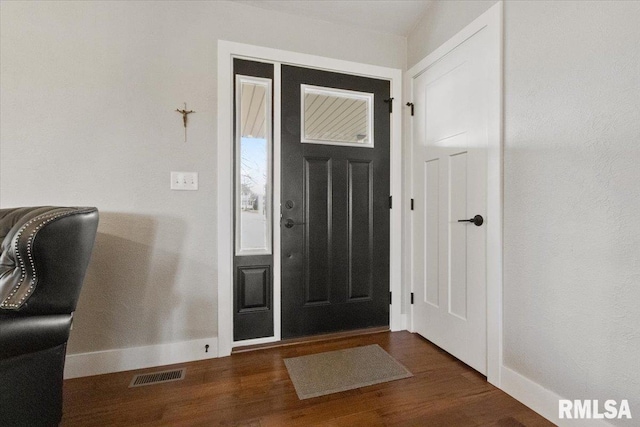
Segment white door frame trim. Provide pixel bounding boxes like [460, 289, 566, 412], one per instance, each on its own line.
[406, 2, 503, 386]
[217, 40, 403, 357]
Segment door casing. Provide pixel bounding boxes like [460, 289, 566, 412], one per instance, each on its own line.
[217, 41, 403, 356]
[406, 2, 503, 386]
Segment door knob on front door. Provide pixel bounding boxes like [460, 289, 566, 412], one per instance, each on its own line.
[284, 218, 305, 228]
[458, 214, 484, 226]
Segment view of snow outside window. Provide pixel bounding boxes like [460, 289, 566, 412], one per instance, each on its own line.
[240, 136, 269, 251]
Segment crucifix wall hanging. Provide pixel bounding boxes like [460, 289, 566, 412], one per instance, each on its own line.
[176, 103, 195, 142]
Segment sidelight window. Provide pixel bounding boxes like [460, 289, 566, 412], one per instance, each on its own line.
[235, 75, 272, 256]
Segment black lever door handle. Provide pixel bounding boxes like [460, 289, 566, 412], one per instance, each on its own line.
[458, 214, 484, 226]
[284, 218, 305, 228]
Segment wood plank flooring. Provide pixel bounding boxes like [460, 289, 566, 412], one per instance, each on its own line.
[61, 332, 554, 426]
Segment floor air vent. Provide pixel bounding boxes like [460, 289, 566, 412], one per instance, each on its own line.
[129, 368, 186, 388]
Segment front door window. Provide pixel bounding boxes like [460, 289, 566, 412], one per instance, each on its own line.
[301, 85, 374, 148]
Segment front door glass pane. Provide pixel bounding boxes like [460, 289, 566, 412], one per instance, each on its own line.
[301, 84, 374, 148]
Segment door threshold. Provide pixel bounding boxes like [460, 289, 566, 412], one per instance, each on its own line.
[231, 326, 389, 354]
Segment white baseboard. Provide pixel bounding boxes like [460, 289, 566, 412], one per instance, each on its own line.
[400, 313, 408, 331]
[500, 366, 613, 427]
[64, 337, 218, 379]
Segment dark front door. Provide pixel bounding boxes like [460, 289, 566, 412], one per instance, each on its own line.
[281, 65, 391, 339]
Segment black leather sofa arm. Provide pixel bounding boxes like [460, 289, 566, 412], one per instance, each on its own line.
[0, 206, 99, 315]
[0, 314, 72, 360]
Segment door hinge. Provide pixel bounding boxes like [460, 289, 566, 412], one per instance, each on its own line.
[411, 292, 414, 304]
[389, 291, 392, 305]
[389, 195, 393, 209]
[406, 102, 414, 116]
[410, 198, 414, 210]
[384, 97, 394, 114]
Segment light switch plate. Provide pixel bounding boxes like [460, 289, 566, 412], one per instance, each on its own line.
[171, 171, 198, 190]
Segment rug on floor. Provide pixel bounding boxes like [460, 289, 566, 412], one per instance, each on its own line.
[284, 344, 413, 400]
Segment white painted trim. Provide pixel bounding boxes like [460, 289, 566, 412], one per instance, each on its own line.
[218, 41, 404, 355]
[484, 2, 504, 388]
[217, 41, 234, 357]
[64, 338, 217, 379]
[272, 62, 283, 344]
[389, 63, 404, 333]
[406, 65, 416, 332]
[500, 366, 614, 427]
[400, 313, 409, 331]
[405, 2, 503, 384]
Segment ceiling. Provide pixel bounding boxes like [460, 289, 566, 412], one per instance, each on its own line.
[231, 0, 433, 37]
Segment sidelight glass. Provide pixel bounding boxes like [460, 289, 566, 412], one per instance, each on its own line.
[301, 85, 374, 147]
[235, 76, 272, 255]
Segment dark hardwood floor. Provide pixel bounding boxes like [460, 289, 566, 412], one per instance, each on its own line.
[62, 331, 553, 426]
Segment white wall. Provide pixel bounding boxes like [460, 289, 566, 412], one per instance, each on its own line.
[0, 1, 405, 359]
[408, 1, 640, 423]
[407, 0, 497, 68]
